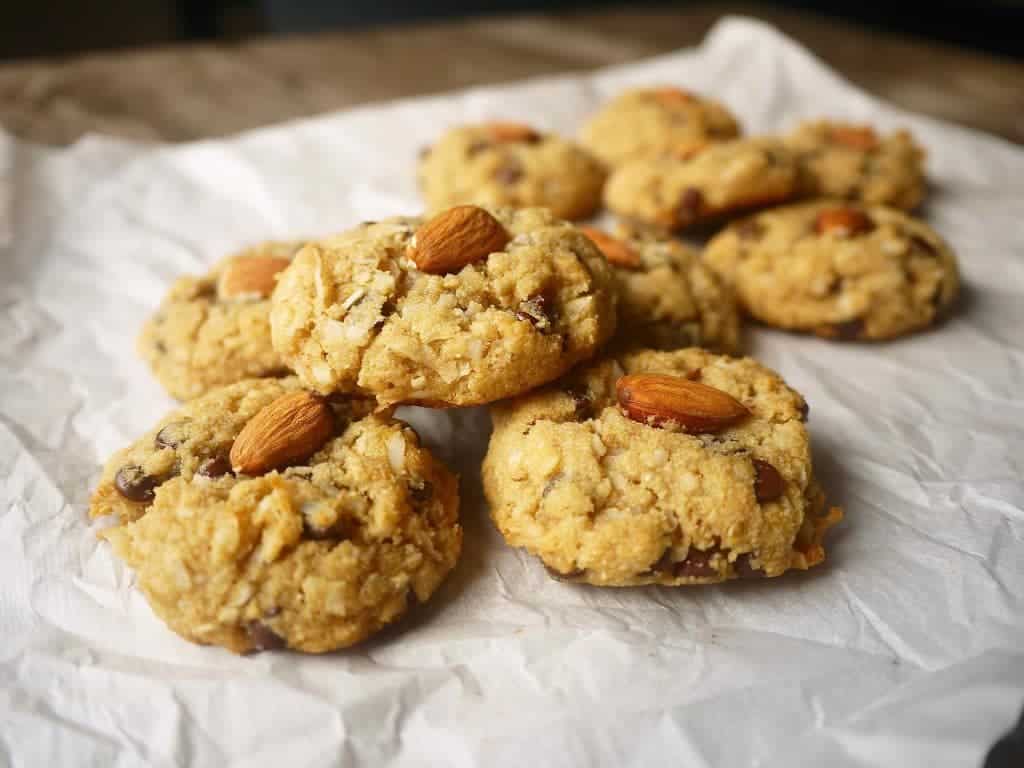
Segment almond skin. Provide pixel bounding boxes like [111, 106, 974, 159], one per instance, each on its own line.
[829, 125, 879, 151]
[217, 256, 292, 301]
[814, 207, 875, 237]
[483, 122, 541, 143]
[752, 459, 785, 502]
[616, 374, 749, 433]
[230, 391, 334, 475]
[408, 206, 510, 274]
[579, 226, 641, 269]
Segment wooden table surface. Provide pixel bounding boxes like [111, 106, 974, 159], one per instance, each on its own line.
[1, 3, 1021, 147]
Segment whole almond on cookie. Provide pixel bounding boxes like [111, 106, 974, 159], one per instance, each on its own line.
[580, 227, 642, 269]
[814, 207, 874, 237]
[230, 391, 334, 474]
[616, 373, 749, 432]
[218, 256, 292, 301]
[409, 206, 510, 274]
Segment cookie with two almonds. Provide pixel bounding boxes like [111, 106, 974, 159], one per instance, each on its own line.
[417, 122, 606, 220]
[270, 206, 617, 407]
[483, 348, 841, 586]
[90, 377, 461, 654]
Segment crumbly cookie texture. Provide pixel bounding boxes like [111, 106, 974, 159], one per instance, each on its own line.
[483, 349, 840, 586]
[785, 120, 926, 210]
[91, 377, 461, 654]
[417, 122, 606, 220]
[702, 201, 959, 340]
[603, 138, 799, 231]
[580, 86, 741, 167]
[583, 225, 741, 354]
[138, 241, 304, 400]
[270, 206, 618, 407]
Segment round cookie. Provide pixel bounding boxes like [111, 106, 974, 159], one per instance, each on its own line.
[483, 348, 841, 586]
[580, 225, 741, 354]
[417, 122, 606, 220]
[785, 120, 926, 210]
[270, 206, 618, 407]
[580, 86, 741, 167]
[702, 201, 959, 340]
[603, 138, 799, 232]
[91, 377, 461, 654]
[138, 241, 304, 400]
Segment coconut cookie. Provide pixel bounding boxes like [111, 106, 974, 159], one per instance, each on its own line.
[417, 122, 606, 220]
[271, 206, 617, 407]
[580, 225, 740, 353]
[90, 377, 461, 654]
[785, 120, 926, 210]
[483, 348, 841, 586]
[603, 138, 799, 232]
[138, 240, 305, 400]
[703, 201, 959, 340]
[580, 86, 741, 167]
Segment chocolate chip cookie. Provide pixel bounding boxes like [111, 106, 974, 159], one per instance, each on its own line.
[785, 120, 926, 210]
[580, 86, 741, 167]
[270, 206, 617, 407]
[91, 377, 461, 654]
[138, 240, 304, 400]
[603, 138, 799, 232]
[580, 225, 741, 353]
[417, 122, 606, 220]
[702, 201, 960, 340]
[483, 348, 841, 586]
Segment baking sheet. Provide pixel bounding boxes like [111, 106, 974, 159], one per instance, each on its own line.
[2, 17, 1023, 768]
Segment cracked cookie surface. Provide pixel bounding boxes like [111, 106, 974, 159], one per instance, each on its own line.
[785, 120, 926, 210]
[270, 207, 617, 407]
[603, 138, 799, 231]
[483, 348, 840, 586]
[138, 240, 304, 400]
[703, 201, 959, 340]
[580, 86, 741, 167]
[417, 123, 606, 220]
[91, 377, 461, 654]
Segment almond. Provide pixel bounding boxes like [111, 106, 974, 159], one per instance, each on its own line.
[579, 226, 641, 269]
[483, 121, 541, 143]
[230, 391, 334, 475]
[814, 207, 875, 237]
[408, 206, 510, 274]
[829, 125, 879, 151]
[651, 86, 694, 106]
[616, 373, 749, 433]
[218, 256, 292, 301]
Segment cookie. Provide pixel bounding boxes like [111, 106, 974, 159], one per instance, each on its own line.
[580, 225, 741, 354]
[603, 138, 799, 231]
[91, 377, 461, 654]
[785, 120, 926, 210]
[417, 122, 606, 220]
[483, 348, 841, 586]
[580, 86, 741, 167]
[138, 241, 304, 400]
[270, 206, 618, 407]
[702, 201, 959, 340]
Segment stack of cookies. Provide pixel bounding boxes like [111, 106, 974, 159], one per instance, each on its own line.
[91, 85, 960, 655]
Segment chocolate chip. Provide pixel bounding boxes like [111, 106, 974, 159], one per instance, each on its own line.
[154, 420, 189, 449]
[302, 519, 350, 541]
[197, 454, 232, 478]
[515, 295, 554, 333]
[752, 459, 785, 502]
[565, 387, 594, 421]
[380, 299, 397, 318]
[650, 544, 721, 578]
[676, 187, 704, 227]
[244, 621, 286, 653]
[494, 159, 524, 186]
[545, 564, 585, 581]
[798, 399, 810, 422]
[408, 478, 433, 503]
[735, 219, 764, 240]
[910, 235, 939, 257]
[685, 368, 703, 382]
[832, 317, 865, 340]
[114, 465, 160, 503]
[734, 553, 766, 579]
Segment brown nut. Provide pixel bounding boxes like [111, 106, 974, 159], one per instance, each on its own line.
[482, 121, 541, 143]
[579, 226, 642, 269]
[829, 124, 880, 151]
[230, 391, 334, 475]
[814, 207, 875, 237]
[616, 374, 749, 433]
[217, 256, 292, 301]
[408, 206, 510, 275]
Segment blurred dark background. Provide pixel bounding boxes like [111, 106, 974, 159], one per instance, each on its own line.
[2, 0, 1022, 61]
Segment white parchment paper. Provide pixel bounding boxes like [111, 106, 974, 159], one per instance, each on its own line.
[2, 18, 1023, 768]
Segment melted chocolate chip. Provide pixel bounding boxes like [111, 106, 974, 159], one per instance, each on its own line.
[752, 459, 785, 502]
[734, 553, 766, 579]
[650, 544, 721, 578]
[154, 421, 189, 449]
[910, 235, 939, 257]
[545, 564, 585, 581]
[515, 295, 554, 333]
[494, 159, 525, 186]
[565, 387, 594, 421]
[114, 465, 160, 503]
[676, 187, 704, 227]
[197, 455, 232, 478]
[832, 317, 865, 341]
[244, 621, 286, 653]
[408, 478, 433, 503]
[798, 399, 810, 422]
